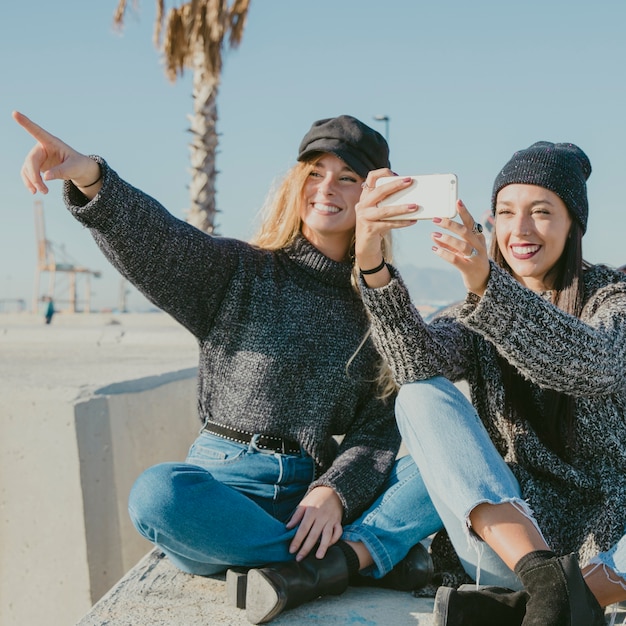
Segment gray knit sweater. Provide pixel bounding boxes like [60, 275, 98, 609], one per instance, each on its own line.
[63, 158, 400, 523]
[361, 261, 626, 565]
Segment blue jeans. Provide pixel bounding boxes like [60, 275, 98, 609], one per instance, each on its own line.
[128, 431, 441, 578]
[396, 376, 626, 589]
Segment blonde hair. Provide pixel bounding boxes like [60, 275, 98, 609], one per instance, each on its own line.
[249, 161, 312, 250]
[250, 156, 397, 400]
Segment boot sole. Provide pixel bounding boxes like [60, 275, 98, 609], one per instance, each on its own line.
[245, 569, 287, 624]
[432, 586, 453, 626]
[226, 569, 247, 609]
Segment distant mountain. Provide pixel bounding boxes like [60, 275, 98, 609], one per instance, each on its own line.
[397, 264, 466, 306]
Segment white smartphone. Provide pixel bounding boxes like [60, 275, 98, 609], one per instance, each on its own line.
[376, 173, 458, 220]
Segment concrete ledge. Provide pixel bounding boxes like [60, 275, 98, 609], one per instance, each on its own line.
[77, 549, 626, 626]
[77, 548, 436, 625]
[4, 315, 624, 626]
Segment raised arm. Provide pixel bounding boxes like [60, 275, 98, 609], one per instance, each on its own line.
[14, 111, 245, 338]
[460, 264, 626, 396]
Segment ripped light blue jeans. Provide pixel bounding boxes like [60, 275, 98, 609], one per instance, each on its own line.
[396, 376, 626, 590]
[128, 430, 442, 579]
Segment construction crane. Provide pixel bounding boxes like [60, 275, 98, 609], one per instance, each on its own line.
[33, 199, 101, 313]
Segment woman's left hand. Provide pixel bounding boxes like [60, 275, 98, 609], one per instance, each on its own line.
[286, 486, 344, 561]
[431, 200, 490, 296]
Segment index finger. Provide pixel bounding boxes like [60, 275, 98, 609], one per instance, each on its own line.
[456, 200, 477, 228]
[12, 111, 58, 145]
[359, 175, 414, 209]
[362, 167, 396, 188]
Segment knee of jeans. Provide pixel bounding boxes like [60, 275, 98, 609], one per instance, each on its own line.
[128, 462, 195, 535]
[397, 377, 447, 423]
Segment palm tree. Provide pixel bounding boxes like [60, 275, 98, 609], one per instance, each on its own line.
[114, 0, 251, 234]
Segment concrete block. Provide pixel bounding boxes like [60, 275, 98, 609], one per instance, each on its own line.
[0, 313, 198, 626]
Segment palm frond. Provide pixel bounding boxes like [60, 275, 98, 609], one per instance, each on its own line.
[153, 0, 165, 47]
[163, 6, 188, 81]
[113, 0, 142, 30]
[228, 0, 250, 47]
[116, 1, 250, 80]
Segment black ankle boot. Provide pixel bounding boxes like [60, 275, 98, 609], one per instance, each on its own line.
[242, 544, 350, 624]
[514, 551, 605, 626]
[432, 584, 528, 626]
[352, 542, 434, 591]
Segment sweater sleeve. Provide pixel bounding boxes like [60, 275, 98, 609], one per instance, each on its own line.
[63, 158, 246, 339]
[458, 263, 626, 396]
[359, 265, 475, 385]
[308, 390, 401, 522]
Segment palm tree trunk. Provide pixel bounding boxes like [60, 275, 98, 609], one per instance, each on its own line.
[185, 50, 220, 235]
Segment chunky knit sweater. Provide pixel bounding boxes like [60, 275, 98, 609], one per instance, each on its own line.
[361, 261, 626, 566]
[63, 158, 400, 523]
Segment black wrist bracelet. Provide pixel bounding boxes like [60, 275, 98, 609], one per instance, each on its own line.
[79, 170, 102, 188]
[360, 258, 387, 275]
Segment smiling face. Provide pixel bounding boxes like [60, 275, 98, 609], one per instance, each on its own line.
[300, 153, 364, 261]
[494, 184, 573, 292]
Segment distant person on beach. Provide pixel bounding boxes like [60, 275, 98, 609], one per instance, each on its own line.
[354, 141, 626, 625]
[43, 295, 54, 324]
[14, 111, 440, 624]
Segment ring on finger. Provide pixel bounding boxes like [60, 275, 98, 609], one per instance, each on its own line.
[361, 182, 374, 190]
[471, 222, 483, 235]
[464, 247, 478, 259]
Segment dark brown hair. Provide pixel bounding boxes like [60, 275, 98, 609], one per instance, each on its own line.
[490, 220, 588, 457]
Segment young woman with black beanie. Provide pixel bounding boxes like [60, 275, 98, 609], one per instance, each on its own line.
[355, 141, 626, 625]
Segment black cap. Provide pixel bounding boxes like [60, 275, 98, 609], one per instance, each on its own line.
[297, 115, 390, 178]
[492, 141, 592, 233]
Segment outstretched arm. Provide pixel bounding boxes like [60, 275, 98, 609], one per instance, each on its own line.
[13, 111, 102, 198]
[13, 110, 244, 339]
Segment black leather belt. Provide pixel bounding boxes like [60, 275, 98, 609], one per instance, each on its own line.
[202, 420, 301, 455]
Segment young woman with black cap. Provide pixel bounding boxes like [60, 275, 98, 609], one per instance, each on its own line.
[354, 141, 626, 625]
[13, 111, 441, 624]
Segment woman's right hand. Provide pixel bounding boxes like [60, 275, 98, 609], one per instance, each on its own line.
[286, 486, 344, 561]
[355, 169, 418, 287]
[12, 111, 102, 198]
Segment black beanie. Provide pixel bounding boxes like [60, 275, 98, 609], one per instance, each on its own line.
[297, 115, 390, 178]
[491, 141, 592, 233]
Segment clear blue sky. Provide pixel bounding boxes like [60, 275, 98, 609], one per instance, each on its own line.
[2, 0, 625, 311]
